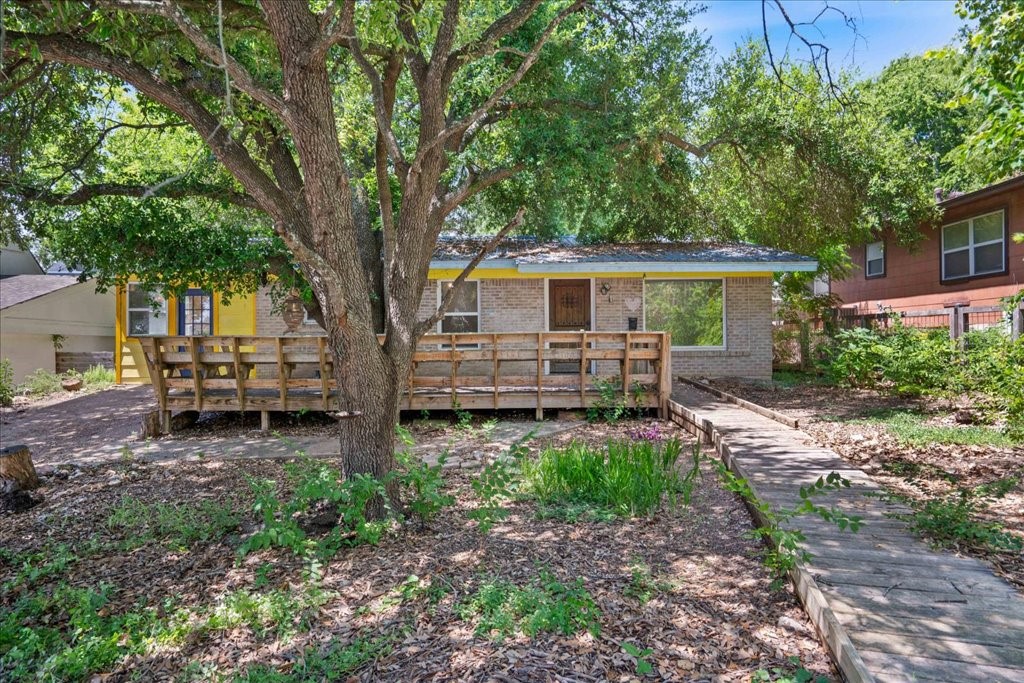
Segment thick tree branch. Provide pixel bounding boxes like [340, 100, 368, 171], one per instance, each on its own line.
[335, 1, 410, 177]
[438, 164, 524, 218]
[159, 0, 287, 117]
[1, 179, 259, 209]
[416, 206, 526, 336]
[413, 0, 586, 174]
[447, 0, 543, 66]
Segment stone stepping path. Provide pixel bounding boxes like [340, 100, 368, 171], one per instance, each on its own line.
[671, 384, 1024, 683]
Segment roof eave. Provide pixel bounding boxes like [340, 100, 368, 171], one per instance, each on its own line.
[429, 260, 818, 273]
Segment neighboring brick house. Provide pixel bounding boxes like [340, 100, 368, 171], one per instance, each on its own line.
[117, 239, 816, 383]
[832, 175, 1023, 314]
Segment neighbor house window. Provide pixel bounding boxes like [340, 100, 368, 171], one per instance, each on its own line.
[645, 279, 725, 348]
[865, 241, 885, 278]
[438, 280, 480, 334]
[941, 209, 1006, 281]
[126, 283, 168, 336]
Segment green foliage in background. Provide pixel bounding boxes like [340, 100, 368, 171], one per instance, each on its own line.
[0, 359, 14, 406]
[823, 323, 1024, 438]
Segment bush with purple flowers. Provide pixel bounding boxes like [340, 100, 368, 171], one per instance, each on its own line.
[627, 423, 665, 443]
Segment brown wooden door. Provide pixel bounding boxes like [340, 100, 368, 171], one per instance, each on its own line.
[548, 279, 591, 374]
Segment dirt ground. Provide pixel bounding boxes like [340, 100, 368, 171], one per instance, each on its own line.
[1, 420, 836, 682]
[708, 378, 1024, 589]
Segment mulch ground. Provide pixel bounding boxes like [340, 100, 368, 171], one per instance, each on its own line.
[708, 379, 1024, 590]
[1, 420, 836, 681]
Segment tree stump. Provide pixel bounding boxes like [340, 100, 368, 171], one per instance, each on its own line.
[1, 445, 41, 514]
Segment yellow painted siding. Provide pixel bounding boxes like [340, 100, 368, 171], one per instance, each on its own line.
[215, 293, 255, 335]
[116, 286, 255, 384]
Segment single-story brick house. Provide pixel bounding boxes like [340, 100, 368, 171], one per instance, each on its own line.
[115, 239, 816, 383]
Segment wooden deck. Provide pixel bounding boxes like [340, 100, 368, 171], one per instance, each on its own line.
[139, 331, 672, 431]
[670, 384, 1024, 683]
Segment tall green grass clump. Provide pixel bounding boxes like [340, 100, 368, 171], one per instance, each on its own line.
[82, 364, 115, 389]
[522, 438, 696, 517]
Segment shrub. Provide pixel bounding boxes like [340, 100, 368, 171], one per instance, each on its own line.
[521, 438, 698, 517]
[0, 358, 13, 406]
[82, 364, 115, 389]
[17, 368, 63, 396]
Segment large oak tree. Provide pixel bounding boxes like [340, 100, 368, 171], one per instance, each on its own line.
[1, 1, 936, 503]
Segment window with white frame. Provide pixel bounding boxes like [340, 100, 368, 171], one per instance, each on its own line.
[644, 279, 725, 348]
[865, 241, 885, 278]
[438, 280, 480, 334]
[942, 210, 1006, 281]
[126, 283, 168, 336]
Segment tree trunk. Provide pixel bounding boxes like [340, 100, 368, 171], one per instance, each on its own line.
[330, 323, 412, 520]
[0, 445, 40, 490]
[1, 445, 41, 514]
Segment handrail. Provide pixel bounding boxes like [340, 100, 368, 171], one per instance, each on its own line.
[139, 331, 673, 431]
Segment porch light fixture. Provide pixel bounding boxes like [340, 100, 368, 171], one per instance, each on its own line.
[282, 291, 305, 333]
[600, 282, 612, 296]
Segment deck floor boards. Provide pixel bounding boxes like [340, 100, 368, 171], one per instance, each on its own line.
[671, 384, 1024, 683]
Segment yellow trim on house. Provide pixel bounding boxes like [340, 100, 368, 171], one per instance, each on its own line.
[426, 268, 773, 280]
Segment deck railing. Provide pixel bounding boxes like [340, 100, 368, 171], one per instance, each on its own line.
[139, 331, 673, 431]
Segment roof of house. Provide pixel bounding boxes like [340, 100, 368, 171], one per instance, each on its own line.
[0, 274, 81, 310]
[937, 174, 1024, 209]
[432, 238, 817, 273]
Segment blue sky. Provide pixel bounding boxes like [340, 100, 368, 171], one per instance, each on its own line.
[694, 0, 966, 76]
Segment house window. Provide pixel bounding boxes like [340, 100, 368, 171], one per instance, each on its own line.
[438, 280, 480, 334]
[126, 283, 168, 337]
[941, 210, 1006, 281]
[644, 279, 725, 349]
[865, 241, 885, 278]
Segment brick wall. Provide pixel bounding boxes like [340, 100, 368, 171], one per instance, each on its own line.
[256, 286, 326, 337]
[257, 277, 774, 381]
[670, 277, 772, 381]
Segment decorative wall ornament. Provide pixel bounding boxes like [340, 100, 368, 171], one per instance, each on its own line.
[624, 295, 641, 312]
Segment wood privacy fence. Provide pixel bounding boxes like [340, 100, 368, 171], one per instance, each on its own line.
[55, 351, 114, 374]
[139, 332, 673, 431]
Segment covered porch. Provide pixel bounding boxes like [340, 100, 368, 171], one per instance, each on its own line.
[139, 331, 673, 432]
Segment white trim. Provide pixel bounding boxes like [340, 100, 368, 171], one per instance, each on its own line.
[436, 279, 481, 347]
[543, 277, 595, 375]
[940, 209, 1006, 281]
[428, 259, 818, 273]
[125, 282, 169, 337]
[642, 277, 727, 351]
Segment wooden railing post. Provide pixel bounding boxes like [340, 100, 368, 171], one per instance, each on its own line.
[579, 331, 588, 407]
[536, 332, 544, 420]
[658, 332, 672, 418]
[492, 333, 499, 410]
[623, 332, 632, 404]
[450, 334, 458, 409]
[187, 336, 202, 411]
[231, 336, 245, 412]
[146, 337, 170, 432]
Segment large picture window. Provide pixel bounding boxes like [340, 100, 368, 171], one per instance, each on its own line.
[645, 279, 725, 348]
[941, 210, 1006, 281]
[126, 283, 168, 337]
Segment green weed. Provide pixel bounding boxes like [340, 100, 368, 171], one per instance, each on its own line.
[903, 482, 1022, 553]
[623, 560, 672, 605]
[0, 358, 13, 406]
[621, 641, 654, 676]
[232, 632, 399, 682]
[752, 656, 829, 682]
[81, 364, 115, 389]
[17, 368, 63, 396]
[457, 569, 600, 640]
[106, 496, 239, 550]
[521, 438, 698, 518]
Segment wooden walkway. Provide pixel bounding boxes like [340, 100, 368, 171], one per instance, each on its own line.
[670, 385, 1024, 683]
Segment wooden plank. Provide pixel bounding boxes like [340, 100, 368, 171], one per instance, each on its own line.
[679, 377, 799, 428]
[623, 332, 631, 403]
[231, 337, 245, 411]
[147, 338, 168, 415]
[318, 337, 329, 411]
[658, 332, 671, 418]
[450, 334, 457, 409]
[276, 337, 287, 411]
[492, 333, 499, 410]
[536, 332, 543, 420]
[188, 337, 202, 411]
[579, 331, 587, 407]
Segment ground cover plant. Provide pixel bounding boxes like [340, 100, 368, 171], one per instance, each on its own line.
[13, 365, 117, 400]
[0, 419, 835, 681]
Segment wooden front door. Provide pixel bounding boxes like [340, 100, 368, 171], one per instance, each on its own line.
[548, 279, 591, 374]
